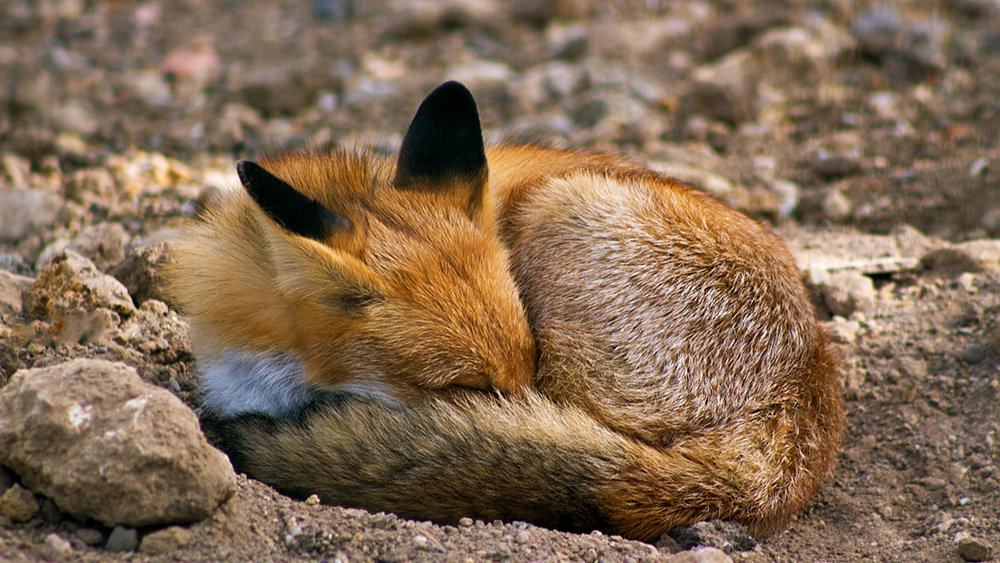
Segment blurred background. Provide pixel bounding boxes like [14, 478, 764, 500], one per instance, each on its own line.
[1, 0, 998, 245]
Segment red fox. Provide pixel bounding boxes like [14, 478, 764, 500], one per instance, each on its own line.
[168, 81, 844, 541]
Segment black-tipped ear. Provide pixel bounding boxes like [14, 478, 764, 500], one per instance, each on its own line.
[237, 161, 351, 241]
[393, 81, 487, 189]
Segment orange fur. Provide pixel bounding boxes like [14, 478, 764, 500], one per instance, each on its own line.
[171, 82, 844, 542]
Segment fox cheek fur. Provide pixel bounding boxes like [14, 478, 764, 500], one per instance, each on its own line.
[167, 83, 536, 417]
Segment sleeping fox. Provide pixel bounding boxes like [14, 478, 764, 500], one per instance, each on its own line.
[168, 81, 844, 542]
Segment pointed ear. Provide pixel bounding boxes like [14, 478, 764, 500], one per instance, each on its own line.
[393, 81, 488, 192]
[237, 161, 352, 241]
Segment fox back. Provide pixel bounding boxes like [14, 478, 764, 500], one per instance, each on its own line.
[173, 81, 843, 540]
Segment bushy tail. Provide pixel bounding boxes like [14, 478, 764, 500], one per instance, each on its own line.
[205, 385, 841, 541]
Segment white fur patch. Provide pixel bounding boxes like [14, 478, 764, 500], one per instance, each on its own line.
[199, 350, 315, 418]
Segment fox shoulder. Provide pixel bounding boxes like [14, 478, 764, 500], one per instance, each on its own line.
[168, 82, 536, 418]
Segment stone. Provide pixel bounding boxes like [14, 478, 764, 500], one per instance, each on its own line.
[959, 344, 987, 365]
[519, 62, 585, 108]
[61, 168, 116, 205]
[22, 250, 136, 321]
[43, 533, 74, 561]
[0, 188, 63, 241]
[106, 526, 139, 552]
[0, 359, 235, 527]
[649, 162, 734, 201]
[814, 150, 863, 178]
[445, 60, 513, 91]
[116, 299, 191, 364]
[821, 189, 853, 222]
[36, 222, 129, 272]
[922, 240, 1000, 274]
[688, 50, 759, 125]
[238, 66, 325, 117]
[821, 271, 876, 317]
[508, 0, 586, 23]
[75, 528, 105, 546]
[981, 208, 1000, 237]
[384, 0, 498, 37]
[0, 270, 31, 318]
[160, 37, 220, 91]
[111, 242, 176, 308]
[667, 520, 757, 553]
[954, 531, 993, 562]
[140, 526, 192, 555]
[0, 483, 40, 521]
[547, 22, 588, 60]
[824, 317, 861, 344]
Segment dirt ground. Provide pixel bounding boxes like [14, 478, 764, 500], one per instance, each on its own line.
[1, 0, 999, 561]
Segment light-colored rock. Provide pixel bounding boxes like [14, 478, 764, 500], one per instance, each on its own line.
[62, 167, 116, 205]
[0, 270, 31, 317]
[519, 62, 585, 108]
[21, 250, 136, 322]
[824, 317, 861, 344]
[445, 60, 513, 91]
[43, 533, 74, 561]
[106, 526, 139, 552]
[0, 359, 235, 527]
[0, 188, 63, 241]
[0, 483, 40, 521]
[36, 222, 130, 272]
[384, 0, 499, 36]
[140, 526, 192, 555]
[650, 162, 735, 200]
[821, 188, 853, 222]
[74, 528, 104, 546]
[922, 240, 1000, 274]
[820, 271, 876, 317]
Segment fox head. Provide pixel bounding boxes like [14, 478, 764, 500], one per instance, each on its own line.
[174, 82, 536, 404]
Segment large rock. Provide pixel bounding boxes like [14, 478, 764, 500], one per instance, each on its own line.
[22, 250, 136, 321]
[0, 359, 235, 527]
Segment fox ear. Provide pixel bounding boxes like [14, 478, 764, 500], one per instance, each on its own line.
[237, 160, 352, 241]
[393, 81, 487, 194]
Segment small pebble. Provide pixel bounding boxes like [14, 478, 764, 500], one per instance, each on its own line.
[969, 157, 989, 177]
[139, 526, 191, 555]
[955, 532, 993, 562]
[43, 533, 74, 561]
[75, 528, 105, 546]
[106, 526, 139, 552]
[959, 344, 986, 365]
[305, 494, 321, 506]
[39, 498, 63, 523]
[0, 483, 40, 522]
[459, 517, 474, 527]
[515, 530, 531, 544]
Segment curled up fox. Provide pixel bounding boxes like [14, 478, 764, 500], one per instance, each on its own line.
[168, 81, 844, 541]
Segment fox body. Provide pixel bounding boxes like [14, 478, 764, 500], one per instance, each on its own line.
[169, 82, 844, 541]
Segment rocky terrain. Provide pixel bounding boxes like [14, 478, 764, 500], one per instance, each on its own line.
[1, 0, 999, 561]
